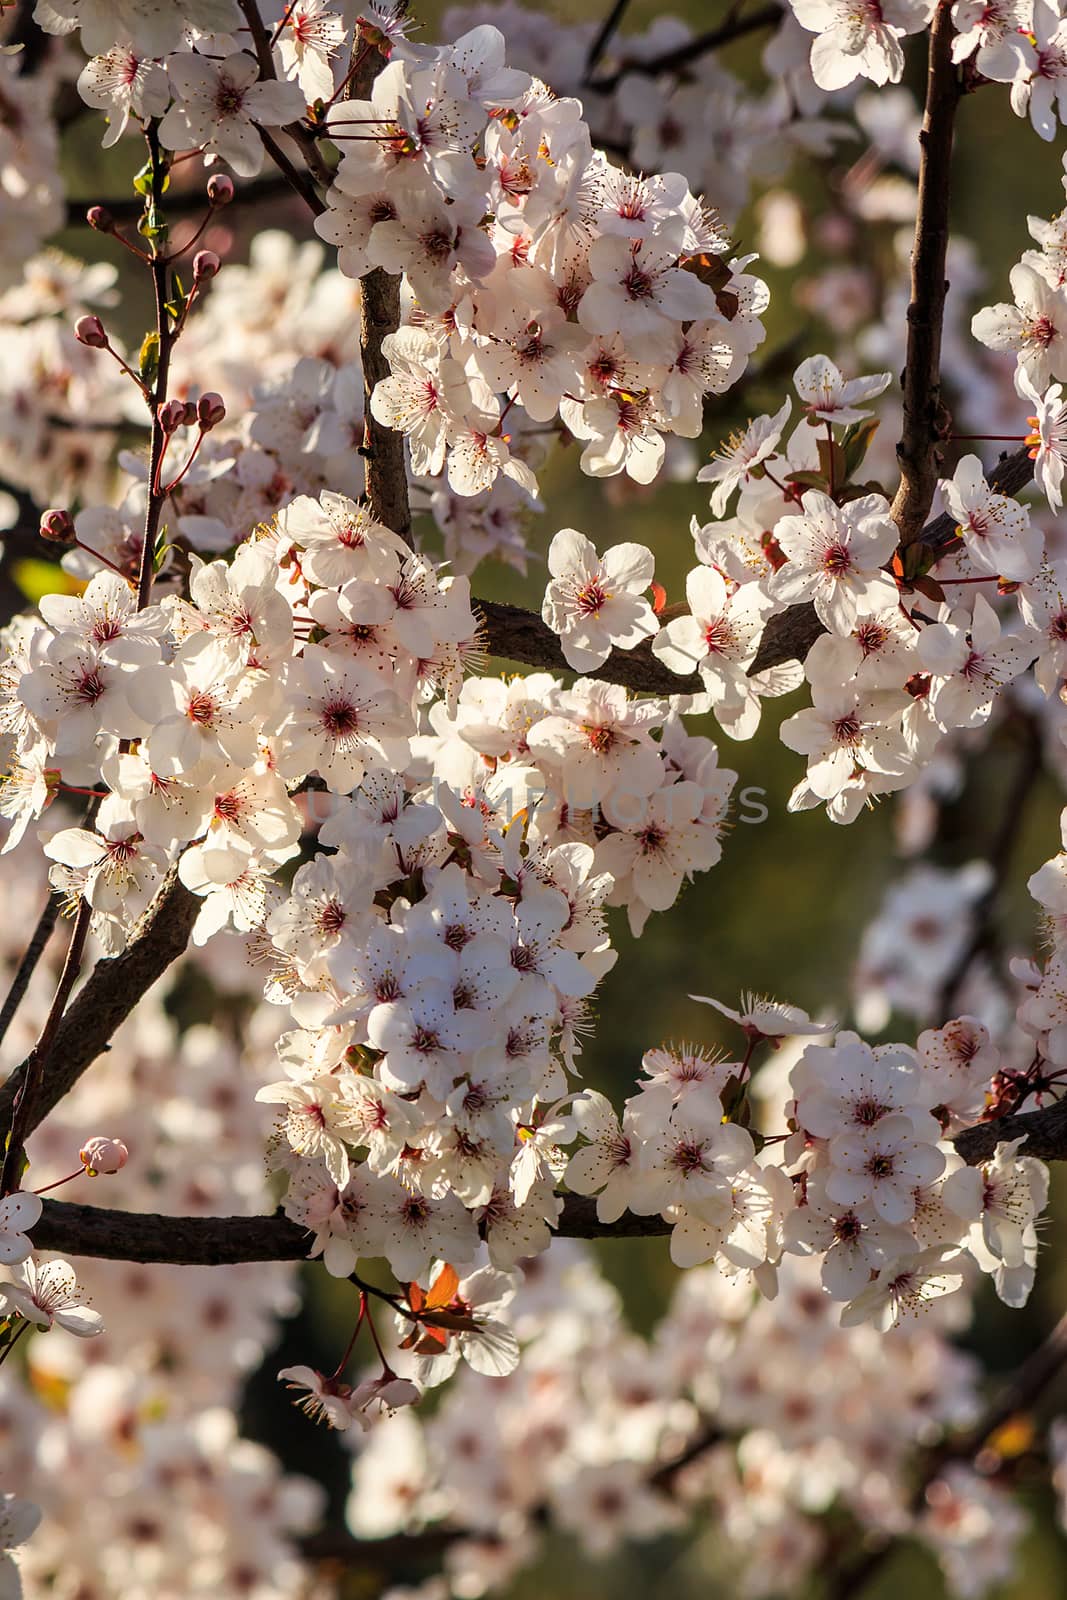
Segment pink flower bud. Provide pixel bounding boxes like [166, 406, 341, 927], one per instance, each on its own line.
[193, 250, 221, 282]
[207, 174, 234, 207]
[197, 391, 226, 429]
[157, 398, 187, 434]
[181, 400, 199, 427]
[74, 315, 107, 349]
[39, 508, 76, 545]
[86, 206, 114, 233]
[79, 1137, 129, 1176]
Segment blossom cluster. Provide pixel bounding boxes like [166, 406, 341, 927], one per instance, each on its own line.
[346, 1240, 1025, 1600]
[0, 847, 323, 1600]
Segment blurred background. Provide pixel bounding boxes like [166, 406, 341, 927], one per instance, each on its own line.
[10, 1, 1067, 1595]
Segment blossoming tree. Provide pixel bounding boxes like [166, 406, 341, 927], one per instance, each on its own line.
[5, 0, 1067, 1595]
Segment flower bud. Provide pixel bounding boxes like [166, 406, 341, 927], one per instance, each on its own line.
[157, 398, 187, 434]
[39, 507, 76, 545]
[79, 1137, 129, 1177]
[74, 314, 107, 349]
[197, 391, 226, 429]
[206, 174, 234, 207]
[192, 249, 221, 282]
[181, 400, 199, 427]
[86, 206, 114, 234]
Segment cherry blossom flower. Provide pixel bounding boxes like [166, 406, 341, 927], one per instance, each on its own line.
[692, 994, 830, 1046]
[917, 594, 1040, 731]
[0, 1496, 41, 1598]
[825, 1111, 945, 1226]
[278, 1365, 357, 1429]
[939, 454, 1043, 580]
[275, 1, 346, 102]
[793, 354, 891, 423]
[0, 1257, 103, 1336]
[951, 0, 1031, 79]
[943, 1137, 1049, 1306]
[839, 1246, 967, 1330]
[159, 53, 307, 179]
[1019, 370, 1067, 512]
[788, 0, 935, 89]
[1008, 0, 1067, 139]
[578, 235, 718, 340]
[349, 1370, 422, 1425]
[77, 47, 169, 148]
[541, 529, 657, 672]
[697, 399, 791, 517]
[0, 1192, 41, 1265]
[971, 263, 1067, 390]
[769, 490, 899, 635]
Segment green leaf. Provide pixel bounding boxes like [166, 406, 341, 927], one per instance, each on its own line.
[138, 331, 160, 386]
[785, 469, 826, 491]
[152, 523, 171, 575]
[840, 417, 880, 480]
[137, 204, 169, 247]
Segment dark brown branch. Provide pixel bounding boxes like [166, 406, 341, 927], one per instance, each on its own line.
[477, 599, 702, 695]
[28, 1193, 671, 1264]
[584, 0, 634, 84]
[0, 871, 199, 1141]
[343, 46, 412, 543]
[952, 1099, 1067, 1167]
[0, 892, 58, 1052]
[889, 0, 960, 546]
[359, 267, 411, 540]
[0, 899, 92, 1194]
[237, 0, 333, 206]
[588, 2, 783, 93]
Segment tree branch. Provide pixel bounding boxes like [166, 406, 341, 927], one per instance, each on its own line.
[587, 2, 783, 93]
[0, 870, 199, 1141]
[889, 0, 960, 546]
[28, 1192, 670, 1263]
[952, 1099, 1067, 1166]
[0, 892, 59, 1052]
[583, 0, 634, 84]
[477, 599, 703, 695]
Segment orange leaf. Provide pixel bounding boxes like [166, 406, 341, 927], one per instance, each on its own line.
[425, 1262, 461, 1310]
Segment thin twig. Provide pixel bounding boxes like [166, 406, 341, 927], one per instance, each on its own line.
[583, 0, 634, 85]
[889, 0, 961, 546]
[588, 2, 782, 93]
[0, 893, 58, 1053]
[0, 869, 200, 1144]
[0, 898, 92, 1195]
[136, 123, 176, 610]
